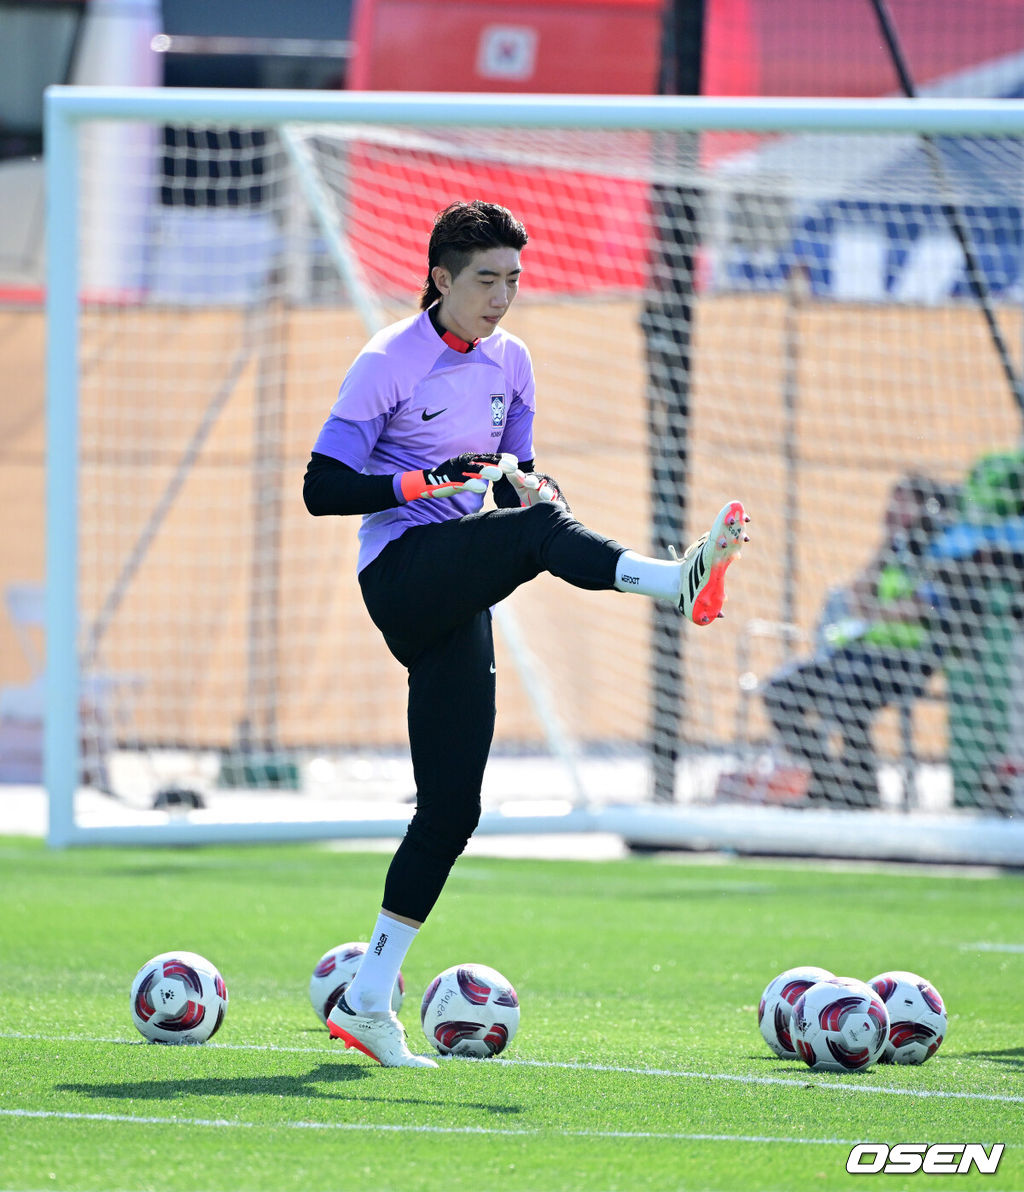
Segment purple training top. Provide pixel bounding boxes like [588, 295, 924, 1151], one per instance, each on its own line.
[313, 308, 536, 573]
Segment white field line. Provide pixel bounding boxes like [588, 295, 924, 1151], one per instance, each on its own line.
[493, 1058, 1024, 1104]
[960, 942, 1024, 953]
[0, 1107, 861, 1146]
[4, 1032, 1023, 1105]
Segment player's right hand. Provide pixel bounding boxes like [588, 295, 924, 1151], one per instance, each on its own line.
[400, 452, 516, 501]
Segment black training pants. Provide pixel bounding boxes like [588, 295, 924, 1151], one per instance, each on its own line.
[357, 502, 624, 922]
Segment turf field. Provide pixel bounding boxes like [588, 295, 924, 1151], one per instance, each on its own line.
[1, 835, 1022, 1192]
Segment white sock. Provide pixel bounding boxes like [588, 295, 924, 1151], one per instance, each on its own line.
[614, 549, 680, 602]
[344, 912, 418, 1015]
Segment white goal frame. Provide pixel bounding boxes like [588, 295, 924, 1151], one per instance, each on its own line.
[44, 87, 1024, 863]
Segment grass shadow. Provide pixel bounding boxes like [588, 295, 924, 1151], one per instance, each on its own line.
[957, 1047, 1024, 1069]
[56, 1063, 525, 1114]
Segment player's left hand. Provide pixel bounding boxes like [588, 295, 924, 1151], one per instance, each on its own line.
[509, 469, 571, 513]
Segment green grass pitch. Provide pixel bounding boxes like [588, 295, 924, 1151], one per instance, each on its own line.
[1, 835, 1021, 1191]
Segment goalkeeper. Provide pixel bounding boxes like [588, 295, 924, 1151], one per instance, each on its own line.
[303, 200, 748, 1067]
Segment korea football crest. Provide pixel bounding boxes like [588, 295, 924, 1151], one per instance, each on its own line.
[490, 394, 506, 429]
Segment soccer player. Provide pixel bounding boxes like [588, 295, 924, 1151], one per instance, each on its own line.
[304, 200, 748, 1066]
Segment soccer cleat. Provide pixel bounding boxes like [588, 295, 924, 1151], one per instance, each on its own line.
[327, 993, 438, 1068]
[673, 499, 749, 626]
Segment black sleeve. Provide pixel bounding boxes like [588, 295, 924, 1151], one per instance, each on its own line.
[303, 452, 403, 516]
[492, 458, 535, 509]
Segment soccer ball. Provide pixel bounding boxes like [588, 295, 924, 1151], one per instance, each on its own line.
[758, 965, 835, 1059]
[868, 970, 947, 1064]
[790, 976, 889, 1072]
[130, 951, 228, 1044]
[308, 942, 404, 1025]
[421, 963, 520, 1059]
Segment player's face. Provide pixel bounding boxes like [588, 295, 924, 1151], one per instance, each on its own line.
[432, 246, 522, 342]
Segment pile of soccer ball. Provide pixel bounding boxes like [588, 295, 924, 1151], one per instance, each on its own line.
[129, 943, 520, 1059]
[758, 965, 947, 1072]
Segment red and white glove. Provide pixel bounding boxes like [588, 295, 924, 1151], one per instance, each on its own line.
[399, 453, 510, 501]
[505, 464, 571, 513]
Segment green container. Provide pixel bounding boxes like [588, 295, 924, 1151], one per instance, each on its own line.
[961, 449, 1024, 521]
[217, 750, 302, 790]
[945, 580, 1017, 809]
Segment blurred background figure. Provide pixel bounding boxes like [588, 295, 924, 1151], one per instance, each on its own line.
[761, 475, 956, 808]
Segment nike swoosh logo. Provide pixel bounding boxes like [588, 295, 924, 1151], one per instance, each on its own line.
[421, 408, 446, 421]
[489, 664, 496, 673]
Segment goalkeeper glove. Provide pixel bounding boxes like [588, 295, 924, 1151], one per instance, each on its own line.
[508, 468, 571, 514]
[399, 452, 513, 502]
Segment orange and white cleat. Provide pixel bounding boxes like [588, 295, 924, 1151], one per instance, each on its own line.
[673, 500, 749, 626]
[327, 993, 438, 1068]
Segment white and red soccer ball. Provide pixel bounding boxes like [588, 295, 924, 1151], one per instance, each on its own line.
[789, 976, 890, 1073]
[758, 965, 835, 1059]
[308, 942, 405, 1026]
[421, 963, 520, 1058]
[130, 950, 228, 1044]
[868, 970, 947, 1064]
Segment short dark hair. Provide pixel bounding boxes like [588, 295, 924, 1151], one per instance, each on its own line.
[420, 200, 528, 310]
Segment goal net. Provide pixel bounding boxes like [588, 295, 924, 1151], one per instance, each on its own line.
[43, 89, 1024, 861]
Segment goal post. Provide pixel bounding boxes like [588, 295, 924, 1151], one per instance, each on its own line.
[43, 86, 1024, 862]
